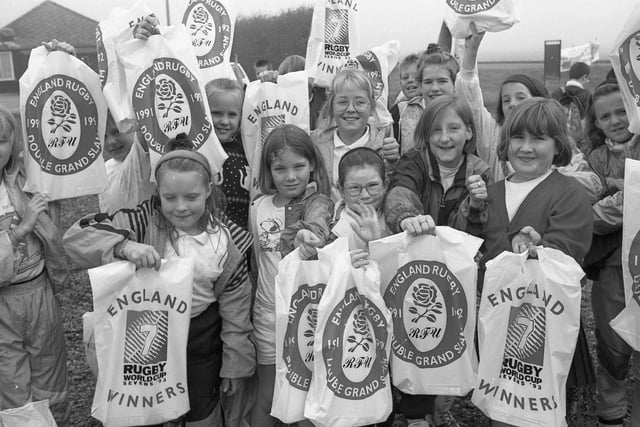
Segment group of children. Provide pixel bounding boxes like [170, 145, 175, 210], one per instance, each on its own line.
[0, 19, 637, 427]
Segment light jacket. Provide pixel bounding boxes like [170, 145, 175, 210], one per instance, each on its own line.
[0, 168, 69, 293]
[63, 198, 256, 379]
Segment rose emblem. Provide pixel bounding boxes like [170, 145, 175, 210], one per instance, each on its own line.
[51, 95, 71, 117]
[47, 95, 76, 133]
[409, 282, 443, 323]
[156, 77, 184, 118]
[192, 6, 209, 24]
[303, 307, 318, 346]
[346, 308, 373, 352]
[189, 5, 213, 37]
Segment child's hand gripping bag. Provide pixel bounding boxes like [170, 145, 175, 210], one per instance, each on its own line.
[444, 0, 519, 39]
[19, 47, 108, 200]
[89, 258, 193, 427]
[241, 70, 310, 197]
[609, 2, 640, 134]
[168, 0, 238, 82]
[345, 40, 400, 127]
[471, 248, 583, 427]
[305, 0, 361, 88]
[304, 237, 393, 427]
[272, 246, 333, 423]
[97, 1, 156, 132]
[369, 227, 483, 395]
[116, 24, 227, 181]
[611, 159, 640, 349]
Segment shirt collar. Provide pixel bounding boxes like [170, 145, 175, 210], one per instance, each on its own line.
[566, 80, 584, 89]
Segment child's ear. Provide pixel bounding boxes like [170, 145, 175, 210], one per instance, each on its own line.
[465, 125, 473, 141]
[206, 181, 214, 198]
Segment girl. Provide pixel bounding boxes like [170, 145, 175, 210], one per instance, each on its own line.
[585, 79, 640, 427]
[383, 95, 488, 427]
[63, 134, 255, 426]
[461, 98, 594, 426]
[312, 68, 399, 201]
[0, 105, 70, 424]
[205, 78, 251, 229]
[250, 125, 333, 426]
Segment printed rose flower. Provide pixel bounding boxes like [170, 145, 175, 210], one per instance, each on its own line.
[192, 6, 209, 24]
[50, 95, 71, 118]
[307, 307, 317, 331]
[412, 282, 437, 308]
[156, 78, 177, 101]
[352, 309, 369, 336]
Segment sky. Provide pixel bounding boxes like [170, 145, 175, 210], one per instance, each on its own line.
[0, 0, 636, 62]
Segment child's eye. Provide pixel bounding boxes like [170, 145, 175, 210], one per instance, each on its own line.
[163, 195, 175, 201]
[438, 79, 450, 84]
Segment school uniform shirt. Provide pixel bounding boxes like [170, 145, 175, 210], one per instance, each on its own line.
[250, 194, 285, 364]
[504, 170, 552, 221]
[0, 181, 44, 283]
[163, 227, 229, 317]
[221, 134, 250, 228]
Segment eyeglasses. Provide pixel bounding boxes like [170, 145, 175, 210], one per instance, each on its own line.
[333, 98, 371, 113]
[343, 183, 384, 197]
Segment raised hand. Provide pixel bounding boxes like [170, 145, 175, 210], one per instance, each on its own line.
[466, 174, 487, 208]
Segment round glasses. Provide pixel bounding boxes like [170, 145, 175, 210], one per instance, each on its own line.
[333, 98, 371, 113]
[343, 183, 384, 197]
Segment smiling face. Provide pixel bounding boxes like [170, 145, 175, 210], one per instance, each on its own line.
[270, 147, 313, 204]
[428, 107, 472, 168]
[594, 91, 633, 143]
[105, 116, 134, 162]
[340, 165, 387, 211]
[420, 65, 454, 104]
[209, 90, 242, 143]
[400, 63, 421, 100]
[158, 170, 212, 235]
[501, 82, 532, 120]
[333, 85, 373, 143]
[507, 131, 558, 182]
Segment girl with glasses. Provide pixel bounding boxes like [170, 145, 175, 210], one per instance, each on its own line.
[313, 68, 400, 202]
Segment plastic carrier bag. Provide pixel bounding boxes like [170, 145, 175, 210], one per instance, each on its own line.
[0, 401, 57, 427]
[444, 0, 519, 39]
[83, 311, 99, 377]
[611, 159, 640, 349]
[471, 248, 583, 427]
[88, 258, 193, 427]
[271, 246, 333, 423]
[305, 0, 360, 88]
[369, 227, 482, 395]
[19, 47, 108, 200]
[116, 24, 227, 180]
[241, 70, 310, 197]
[304, 237, 393, 427]
[169, 0, 238, 82]
[345, 40, 400, 127]
[609, 1, 640, 134]
[97, 1, 155, 132]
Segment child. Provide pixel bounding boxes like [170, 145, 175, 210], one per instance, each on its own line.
[205, 78, 251, 229]
[390, 53, 422, 154]
[384, 95, 488, 427]
[585, 79, 640, 427]
[250, 125, 333, 426]
[461, 98, 594, 426]
[312, 69, 399, 201]
[99, 112, 154, 213]
[0, 105, 70, 424]
[63, 134, 255, 426]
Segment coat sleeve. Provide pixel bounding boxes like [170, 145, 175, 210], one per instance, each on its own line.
[62, 200, 153, 269]
[385, 153, 427, 233]
[280, 192, 334, 257]
[0, 231, 20, 285]
[218, 256, 256, 379]
[450, 196, 488, 238]
[592, 191, 623, 235]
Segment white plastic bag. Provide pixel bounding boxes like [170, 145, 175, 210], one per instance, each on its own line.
[19, 47, 108, 200]
[0, 401, 57, 427]
[346, 40, 400, 126]
[272, 247, 332, 423]
[609, 2, 640, 134]
[97, 1, 156, 133]
[472, 248, 583, 427]
[369, 227, 482, 395]
[305, 237, 393, 427]
[241, 70, 310, 197]
[611, 159, 640, 349]
[89, 258, 193, 427]
[83, 311, 99, 378]
[116, 24, 227, 180]
[170, 0, 238, 82]
[444, 0, 519, 39]
[305, 0, 360, 88]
